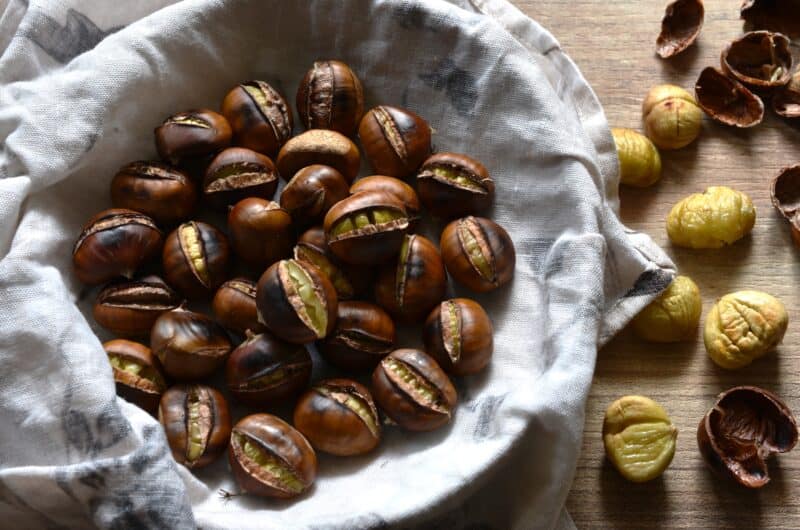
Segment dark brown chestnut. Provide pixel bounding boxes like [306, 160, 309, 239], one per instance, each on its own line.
[221, 81, 293, 157]
[294, 226, 372, 300]
[358, 105, 432, 178]
[159, 384, 231, 469]
[440, 216, 515, 293]
[276, 129, 360, 183]
[103, 339, 166, 414]
[656, 0, 704, 59]
[202, 147, 279, 209]
[212, 278, 266, 336]
[110, 161, 197, 224]
[227, 198, 294, 271]
[228, 413, 317, 499]
[73, 209, 163, 286]
[721, 31, 792, 90]
[417, 153, 494, 218]
[695, 67, 764, 127]
[154, 109, 232, 164]
[279, 165, 350, 226]
[423, 298, 493, 376]
[93, 275, 181, 338]
[162, 221, 230, 298]
[350, 175, 421, 230]
[318, 301, 395, 371]
[296, 60, 364, 137]
[293, 379, 381, 456]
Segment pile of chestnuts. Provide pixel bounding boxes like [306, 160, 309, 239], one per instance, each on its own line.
[73, 59, 516, 500]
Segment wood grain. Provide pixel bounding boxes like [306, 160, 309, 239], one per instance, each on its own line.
[512, 1, 800, 528]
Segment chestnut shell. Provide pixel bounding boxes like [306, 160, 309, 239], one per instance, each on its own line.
[772, 70, 800, 118]
[276, 129, 361, 183]
[769, 165, 800, 247]
[221, 81, 293, 157]
[721, 31, 792, 90]
[318, 301, 396, 371]
[656, 0, 705, 59]
[358, 105, 432, 178]
[212, 278, 267, 336]
[154, 109, 232, 164]
[93, 275, 181, 338]
[741, 0, 800, 40]
[695, 67, 764, 127]
[279, 165, 350, 226]
[296, 60, 364, 137]
[203, 147, 279, 209]
[416, 152, 495, 219]
[162, 221, 230, 298]
[104, 339, 166, 414]
[227, 198, 294, 271]
[440, 216, 516, 293]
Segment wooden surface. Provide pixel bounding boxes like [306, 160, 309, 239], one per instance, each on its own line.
[513, 1, 800, 528]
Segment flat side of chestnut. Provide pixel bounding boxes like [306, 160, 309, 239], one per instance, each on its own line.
[656, 0, 704, 59]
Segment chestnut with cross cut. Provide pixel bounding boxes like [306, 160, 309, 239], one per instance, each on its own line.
[440, 216, 515, 293]
[221, 81, 293, 157]
[154, 109, 232, 165]
[202, 147, 279, 209]
[162, 221, 230, 299]
[358, 105, 432, 178]
[416, 152, 494, 218]
[93, 275, 181, 338]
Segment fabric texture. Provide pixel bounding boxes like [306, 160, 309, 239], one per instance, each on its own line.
[0, 0, 675, 528]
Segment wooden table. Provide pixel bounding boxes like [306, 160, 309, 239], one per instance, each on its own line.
[513, 1, 800, 528]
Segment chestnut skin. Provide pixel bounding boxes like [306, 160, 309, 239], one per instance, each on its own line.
[350, 175, 421, 230]
[423, 298, 494, 375]
[416, 152, 494, 218]
[212, 278, 266, 336]
[110, 161, 197, 225]
[93, 275, 181, 338]
[154, 109, 232, 164]
[440, 216, 515, 293]
[221, 81, 293, 157]
[318, 301, 396, 371]
[294, 226, 373, 300]
[276, 129, 361, 183]
[358, 105, 432, 178]
[296, 60, 364, 137]
[162, 221, 230, 299]
[103, 339, 166, 414]
[203, 147, 279, 209]
[227, 198, 294, 271]
[280, 165, 350, 227]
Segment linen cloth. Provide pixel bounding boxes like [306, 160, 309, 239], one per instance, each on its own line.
[0, 0, 676, 528]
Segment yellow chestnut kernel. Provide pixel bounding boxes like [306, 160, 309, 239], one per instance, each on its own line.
[642, 84, 703, 150]
[704, 290, 788, 370]
[632, 275, 701, 342]
[612, 128, 662, 187]
[603, 395, 677, 483]
[666, 186, 755, 249]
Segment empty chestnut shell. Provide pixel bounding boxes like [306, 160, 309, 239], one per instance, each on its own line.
[697, 386, 798, 488]
[656, 0, 704, 59]
[721, 31, 792, 90]
[440, 216, 515, 293]
[296, 60, 364, 137]
[203, 147, 279, 209]
[769, 165, 800, 246]
[773, 70, 800, 118]
[417, 152, 494, 218]
[162, 221, 230, 298]
[741, 0, 800, 40]
[350, 175, 421, 230]
[110, 161, 197, 225]
[423, 298, 494, 376]
[318, 301, 396, 371]
[294, 226, 373, 300]
[221, 81, 293, 157]
[695, 67, 764, 127]
[94, 275, 181, 337]
[73, 209, 163, 286]
[154, 109, 232, 164]
[279, 165, 350, 226]
[212, 278, 266, 336]
[276, 129, 360, 183]
[103, 339, 166, 414]
[227, 198, 294, 271]
[359, 106, 432, 178]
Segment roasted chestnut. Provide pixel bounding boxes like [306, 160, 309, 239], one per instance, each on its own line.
[212, 278, 266, 336]
[159, 384, 231, 469]
[103, 339, 166, 414]
[162, 221, 230, 298]
[73, 209, 163, 286]
[416, 152, 494, 218]
[276, 129, 360, 183]
[317, 301, 395, 371]
[721, 31, 792, 91]
[423, 298, 493, 375]
[294, 226, 372, 300]
[93, 275, 181, 337]
[440, 216, 515, 293]
[110, 161, 197, 224]
[227, 198, 294, 271]
[296, 60, 364, 137]
[358, 105, 431, 178]
[279, 165, 350, 226]
[203, 147, 279, 209]
[350, 175, 421, 230]
[695, 67, 764, 127]
[221, 81, 293, 157]
[154, 109, 232, 164]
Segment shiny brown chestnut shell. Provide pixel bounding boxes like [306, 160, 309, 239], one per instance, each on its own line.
[293, 379, 381, 456]
[656, 0, 704, 59]
[294, 226, 373, 300]
[73, 209, 163, 286]
[695, 67, 764, 127]
[440, 216, 515, 293]
[773, 70, 800, 118]
[721, 31, 792, 90]
[256, 259, 338, 344]
[358, 105, 432, 178]
[159, 384, 231, 469]
[225, 331, 312, 407]
[323, 190, 410, 265]
[93, 275, 181, 338]
[276, 129, 360, 183]
[697, 386, 798, 488]
[203, 147, 279, 209]
[279, 165, 350, 226]
[227, 198, 294, 271]
[212, 278, 266, 336]
[110, 161, 197, 225]
[228, 413, 317, 499]
[371, 348, 457, 432]
[417, 152, 494, 219]
[154, 109, 232, 164]
[296, 60, 364, 137]
[150, 307, 232, 380]
[318, 301, 396, 371]
[103, 339, 166, 414]
[350, 175, 421, 230]
[423, 298, 494, 376]
[162, 221, 230, 298]
[374, 234, 447, 322]
[221, 81, 293, 157]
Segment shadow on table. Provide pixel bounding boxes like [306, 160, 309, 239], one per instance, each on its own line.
[599, 459, 669, 529]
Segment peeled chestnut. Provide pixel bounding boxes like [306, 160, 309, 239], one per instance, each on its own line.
[280, 165, 350, 226]
[294, 226, 372, 300]
[350, 175, 421, 230]
[154, 109, 232, 164]
[374, 234, 447, 322]
[358, 105, 432, 178]
[225, 331, 312, 407]
[318, 301, 395, 371]
[103, 339, 166, 414]
[150, 306, 232, 380]
[159, 384, 231, 469]
[94, 275, 181, 338]
[440, 216, 515, 293]
[221, 81, 293, 157]
[417, 152, 494, 218]
[162, 221, 230, 298]
[276, 129, 360, 183]
[73, 209, 163, 286]
[293, 379, 381, 456]
[110, 161, 197, 224]
[212, 278, 266, 336]
[256, 259, 338, 344]
[228, 413, 317, 499]
[227, 198, 294, 271]
[423, 298, 493, 375]
[203, 147, 279, 209]
[296, 60, 364, 137]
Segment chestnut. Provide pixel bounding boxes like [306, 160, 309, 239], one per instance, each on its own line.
[318, 301, 395, 371]
[323, 190, 410, 265]
[416, 152, 494, 218]
[276, 129, 360, 183]
[150, 306, 232, 380]
[212, 278, 266, 336]
[358, 105, 431, 178]
[349, 175, 421, 230]
[162, 221, 230, 298]
[371, 348, 457, 432]
[296, 60, 364, 137]
[294, 226, 372, 300]
[159, 384, 231, 469]
[293, 379, 381, 456]
[279, 165, 350, 226]
[110, 161, 197, 224]
[93, 275, 181, 338]
[154, 109, 232, 164]
[374, 234, 447, 322]
[227, 198, 294, 271]
[423, 298, 493, 375]
[225, 331, 312, 407]
[73, 209, 163, 286]
[221, 81, 293, 157]
[228, 413, 317, 499]
[203, 147, 279, 209]
[103, 339, 166, 414]
[440, 216, 515, 293]
[255, 259, 338, 344]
